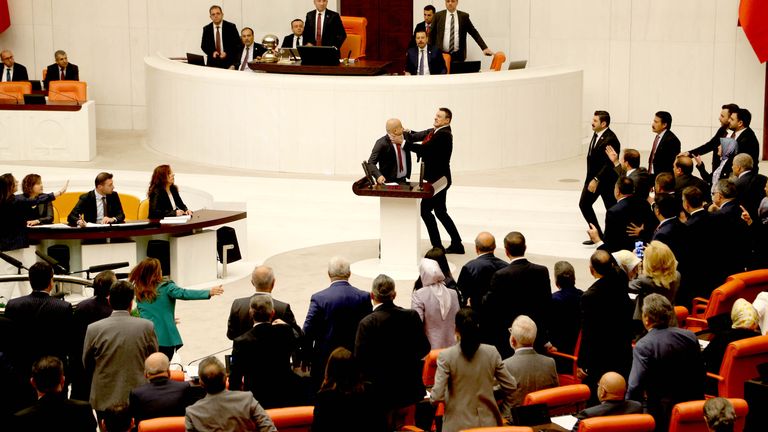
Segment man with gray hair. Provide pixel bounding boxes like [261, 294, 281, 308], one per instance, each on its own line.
[129, 352, 196, 425]
[303, 256, 371, 390]
[627, 294, 703, 432]
[732, 153, 767, 220]
[355, 274, 430, 431]
[501, 315, 558, 416]
[185, 356, 276, 432]
[456, 231, 507, 309]
[44, 49, 79, 89]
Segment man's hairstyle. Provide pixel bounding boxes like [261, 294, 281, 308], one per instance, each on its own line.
[424, 4, 436, 13]
[241, 27, 254, 36]
[510, 315, 537, 347]
[654, 193, 680, 219]
[590, 249, 614, 277]
[249, 293, 274, 323]
[722, 103, 739, 115]
[199, 356, 227, 394]
[475, 233, 496, 253]
[504, 231, 526, 257]
[31, 356, 63, 393]
[109, 280, 135, 310]
[327, 256, 351, 279]
[414, 30, 427, 38]
[439, 107, 452, 121]
[616, 176, 635, 196]
[371, 274, 396, 302]
[655, 111, 672, 129]
[54, 49, 66, 58]
[291, 18, 304, 25]
[554, 261, 575, 288]
[715, 179, 737, 199]
[94, 172, 113, 187]
[703, 397, 736, 432]
[655, 172, 675, 193]
[642, 293, 674, 328]
[209, 5, 222, 14]
[28, 261, 53, 291]
[674, 155, 694, 175]
[733, 153, 753, 171]
[682, 186, 704, 209]
[92, 270, 117, 297]
[623, 149, 640, 169]
[594, 110, 611, 127]
[250, 266, 275, 291]
[102, 403, 133, 432]
[734, 108, 751, 128]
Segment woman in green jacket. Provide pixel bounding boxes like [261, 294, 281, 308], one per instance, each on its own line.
[129, 257, 224, 360]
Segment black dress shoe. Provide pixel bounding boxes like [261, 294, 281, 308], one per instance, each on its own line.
[445, 244, 465, 254]
[582, 239, 595, 245]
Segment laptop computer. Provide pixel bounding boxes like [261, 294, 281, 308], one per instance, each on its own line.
[29, 80, 43, 91]
[508, 60, 528, 70]
[186, 53, 205, 66]
[279, 48, 301, 62]
[450, 60, 481, 74]
[511, 403, 551, 426]
[298, 46, 340, 66]
[23, 94, 46, 105]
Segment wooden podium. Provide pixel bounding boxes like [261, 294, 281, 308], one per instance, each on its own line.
[351, 177, 446, 279]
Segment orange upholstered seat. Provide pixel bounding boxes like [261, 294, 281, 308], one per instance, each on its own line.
[687, 270, 768, 332]
[523, 384, 590, 416]
[340, 16, 367, 59]
[707, 335, 768, 398]
[48, 80, 87, 102]
[137, 416, 185, 432]
[265, 406, 314, 432]
[443, 53, 452, 74]
[577, 414, 655, 431]
[460, 427, 534, 432]
[669, 398, 748, 432]
[490, 52, 506, 71]
[0, 81, 32, 103]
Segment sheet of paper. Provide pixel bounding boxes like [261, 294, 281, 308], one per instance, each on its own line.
[551, 415, 579, 430]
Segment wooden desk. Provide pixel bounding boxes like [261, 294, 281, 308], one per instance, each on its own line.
[248, 60, 391, 76]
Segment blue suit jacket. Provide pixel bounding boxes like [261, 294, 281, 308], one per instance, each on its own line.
[405, 45, 446, 75]
[456, 252, 507, 310]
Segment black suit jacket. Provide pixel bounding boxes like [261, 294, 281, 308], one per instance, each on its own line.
[652, 217, 687, 262]
[201, 20, 242, 68]
[689, 125, 728, 172]
[456, 252, 507, 310]
[367, 134, 413, 182]
[405, 45, 447, 75]
[232, 43, 267, 70]
[710, 200, 749, 280]
[304, 9, 347, 49]
[44, 63, 79, 88]
[13, 393, 96, 431]
[129, 377, 195, 425]
[735, 171, 768, 220]
[650, 130, 681, 176]
[587, 128, 621, 185]
[70, 296, 113, 401]
[5, 63, 29, 81]
[483, 258, 552, 359]
[227, 294, 303, 342]
[409, 21, 434, 47]
[675, 174, 710, 201]
[148, 187, 189, 219]
[281, 34, 304, 49]
[406, 126, 453, 185]
[737, 128, 760, 172]
[430, 10, 488, 61]
[602, 196, 654, 252]
[66, 190, 125, 226]
[355, 302, 430, 409]
[684, 210, 719, 299]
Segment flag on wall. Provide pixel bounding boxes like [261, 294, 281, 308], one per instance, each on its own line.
[0, 0, 9, 33]
[740, 0, 768, 63]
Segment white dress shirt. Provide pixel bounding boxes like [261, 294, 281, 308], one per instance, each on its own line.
[442, 12, 460, 53]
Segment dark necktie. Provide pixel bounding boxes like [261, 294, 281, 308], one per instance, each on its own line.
[730, 131, 736, 139]
[588, 133, 597, 155]
[5, 68, 9, 81]
[240, 46, 249, 71]
[396, 143, 404, 171]
[101, 197, 109, 218]
[60, 68, 65, 80]
[449, 13, 456, 52]
[418, 49, 425, 75]
[649, 134, 660, 173]
[316, 13, 323, 46]
[215, 26, 222, 54]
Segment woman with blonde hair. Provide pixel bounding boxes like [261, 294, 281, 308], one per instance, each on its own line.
[129, 257, 223, 359]
[628, 240, 681, 324]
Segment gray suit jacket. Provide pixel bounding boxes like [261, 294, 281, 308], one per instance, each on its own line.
[431, 344, 517, 432]
[185, 390, 276, 432]
[501, 348, 559, 414]
[83, 310, 158, 411]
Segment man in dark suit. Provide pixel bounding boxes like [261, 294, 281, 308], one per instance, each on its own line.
[607, 147, 652, 201]
[411, 4, 437, 48]
[732, 153, 767, 220]
[572, 372, 642, 431]
[673, 154, 710, 202]
[627, 294, 704, 432]
[729, 108, 760, 173]
[200, 5, 241, 69]
[590, 176, 654, 253]
[304, 0, 346, 49]
[129, 352, 196, 425]
[580, 110, 621, 244]
[281, 19, 305, 48]
[44, 50, 79, 89]
[687, 103, 739, 173]
[231, 27, 265, 71]
[457, 232, 507, 310]
[1, 49, 29, 82]
[355, 274, 430, 431]
[708, 179, 750, 280]
[550, 261, 583, 362]
[367, 118, 412, 184]
[12, 356, 96, 431]
[229, 295, 301, 409]
[303, 257, 371, 388]
[405, 30, 446, 75]
[651, 193, 687, 261]
[405, 107, 464, 253]
[483, 232, 552, 359]
[648, 111, 681, 177]
[66, 172, 125, 226]
[578, 250, 634, 406]
[430, 0, 493, 62]
[681, 186, 718, 301]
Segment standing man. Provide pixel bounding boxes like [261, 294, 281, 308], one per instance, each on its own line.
[304, 0, 346, 50]
[1, 49, 29, 82]
[405, 31, 447, 76]
[410, 5, 436, 47]
[728, 108, 760, 173]
[580, 110, 621, 244]
[648, 111, 681, 177]
[201, 5, 241, 69]
[405, 107, 464, 253]
[430, 0, 493, 62]
[687, 103, 739, 173]
[66, 172, 125, 226]
[281, 19, 305, 49]
[368, 118, 412, 184]
[231, 28, 265, 71]
[456, 231, 507, 309]
[44, 50, 79, 88]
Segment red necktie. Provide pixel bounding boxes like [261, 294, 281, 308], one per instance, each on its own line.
[730, 131, 736, 139]
[396, 143, 404, 171]
[60, 68, 65, 80]
[423, 130, 434, 144]
[240, 46, 249, 70]
[426, 24, 431, 38]
[215, 26, 222, 54]
[648, 134, 660, 173]
[316, 12, 323, 46]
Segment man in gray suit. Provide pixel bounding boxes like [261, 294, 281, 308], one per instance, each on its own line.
[572, 372, 642, 431]
[83, 281, 158, 417]
[185, 356, 276, 432]
[501, 315, 558, 419]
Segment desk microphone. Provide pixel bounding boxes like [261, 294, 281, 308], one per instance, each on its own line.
[418, 161, 425, 191]
[0, 251, 28, 273]
[47, 89, 81, 106]
[345, 50, 352, 64]
[0, 91, 20, 105]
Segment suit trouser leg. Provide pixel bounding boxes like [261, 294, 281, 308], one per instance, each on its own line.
[421, 194, 443, 248]
[599, 184, 617, 217]
[432, 188, 462, 245]
[578, 183, 602, 237]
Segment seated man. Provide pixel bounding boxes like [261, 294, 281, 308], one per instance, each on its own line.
[501, 315, 558, 419]
[571, 372, 641, 431]
[231, 27, 265, 71]
[67, 172, 125, 226]
[1, 49, 29, 82]
[185, 356, 276, 432]
[405, 30, 446, 76]
[281, 19, 305, 48]
[44, 50, 79, 88]
[129, 352, 197, 425]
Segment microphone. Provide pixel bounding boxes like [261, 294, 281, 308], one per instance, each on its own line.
[418, 161, 425, 191]
[47, 89, 81, 106]
[34, 250, 69, 275]
[0, 91, 20, 105]
[346, 50, 352, 64]
[0, 251, 27, 273]
[86, 261, 130, 274]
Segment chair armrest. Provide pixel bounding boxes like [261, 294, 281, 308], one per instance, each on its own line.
[706, 372, 724, 382]
[400, 427, 424, 432]
[550, 351, 577, 362]
[685, 317, 708, 328]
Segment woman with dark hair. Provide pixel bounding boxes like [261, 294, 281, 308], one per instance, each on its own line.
[147, 165, 191, 219]
[430, 308, 517, 432]
[21, 174, 54, 226]
[414, 246, 464, 305]
[129, 258, 223, 359]
[0, 173, 67, 251]
[312, 347, 381, 432]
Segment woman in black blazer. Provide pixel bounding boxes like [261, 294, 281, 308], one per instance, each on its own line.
[147, 165, 191, 219]
[21, 174, 54, 226]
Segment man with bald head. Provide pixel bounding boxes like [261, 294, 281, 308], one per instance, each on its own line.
[457, 231, 507, 309]
[367, 118, 412, 184]
[129, 352, 196, 425]
[572, 372, 642, 430]
[673, 154, 709, 199]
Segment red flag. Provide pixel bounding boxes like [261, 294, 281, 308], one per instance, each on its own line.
[740, 0, 768, 63]
[0, 0, 9, 33]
